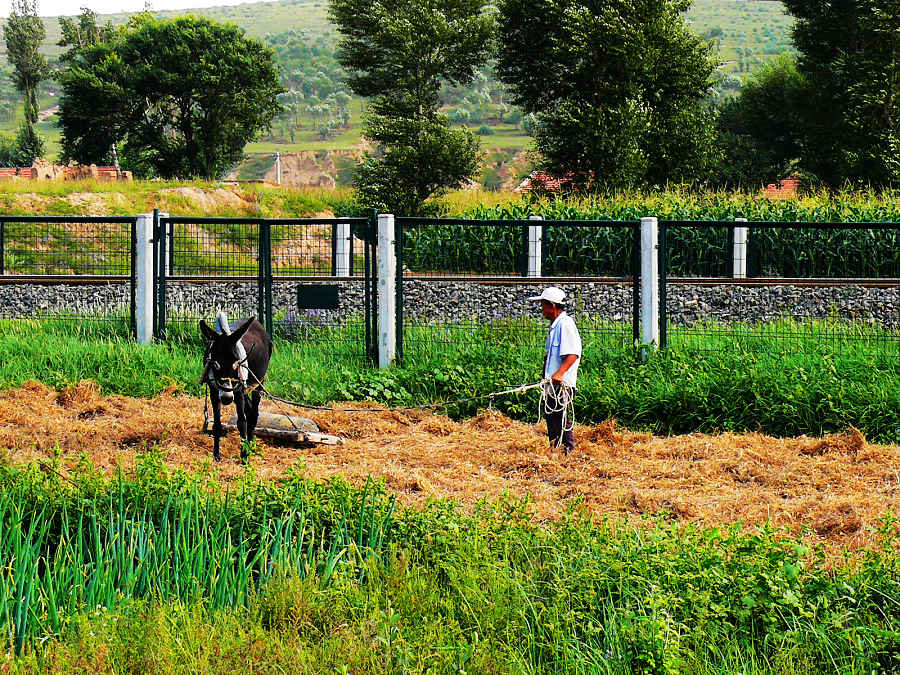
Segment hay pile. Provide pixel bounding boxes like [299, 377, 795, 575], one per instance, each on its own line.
[1, 380, 897, 553]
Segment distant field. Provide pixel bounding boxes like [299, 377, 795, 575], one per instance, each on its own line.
[687, 0, 794, 74]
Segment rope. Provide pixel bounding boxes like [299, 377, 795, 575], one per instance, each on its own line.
[202, 346, 569, 443]
[538, 380, 576, 449]
[251, 370, 548, 414]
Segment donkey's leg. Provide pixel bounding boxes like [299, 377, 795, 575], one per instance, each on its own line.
[210, 388, 223, 462]
[236, 393, 249, 460]
[247, 389, 262, 442]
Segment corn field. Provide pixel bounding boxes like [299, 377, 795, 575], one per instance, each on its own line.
[419, 192, 900, 277]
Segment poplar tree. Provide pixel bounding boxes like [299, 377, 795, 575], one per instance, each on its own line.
[4, 0, 48, 164]
[329, 0, 494, 214]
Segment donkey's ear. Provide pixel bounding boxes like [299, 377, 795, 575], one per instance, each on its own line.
[230, 318, 254, 343]
[199, 320, 218, 341]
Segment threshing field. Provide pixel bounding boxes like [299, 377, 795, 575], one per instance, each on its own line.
[2, 380, 897, 556]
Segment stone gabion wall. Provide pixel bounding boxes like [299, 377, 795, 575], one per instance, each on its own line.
[2, 279, 898, 331]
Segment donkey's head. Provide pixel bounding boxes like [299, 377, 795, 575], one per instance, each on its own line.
[199, 317, 255, 405]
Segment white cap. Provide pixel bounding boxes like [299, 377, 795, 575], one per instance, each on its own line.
[527, 286, 566, 304]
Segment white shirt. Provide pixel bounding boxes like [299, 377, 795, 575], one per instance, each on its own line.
[544, 311, 581, 388]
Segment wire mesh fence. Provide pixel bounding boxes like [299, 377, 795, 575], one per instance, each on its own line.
[0, 216, 135, 276]
[269, 219, 371, 361]
[158, 215, 373, 362]
[396, 218, 640, 365]
[0, 216, 136, 335]
[660, 221, 900, 355]
[0, 212, 898, 362]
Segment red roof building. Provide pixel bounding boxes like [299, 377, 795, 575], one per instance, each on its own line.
[762, 178, 800, 199]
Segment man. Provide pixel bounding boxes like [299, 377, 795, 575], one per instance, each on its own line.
[528, 286, 581, 454]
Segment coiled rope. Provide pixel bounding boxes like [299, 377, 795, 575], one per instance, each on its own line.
[538, 380, 576, 448]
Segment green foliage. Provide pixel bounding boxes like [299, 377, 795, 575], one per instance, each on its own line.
[336, 368, 411, 407]
[0, 130, 15, 165]
[11, 118, 43, 165]
[1, 461, 897, 671]
[496, 0, 720, 189]
[329, 0, 492, 101]
[56, 7, 117, 64]
[3, 0, 49, 127]
[0, 460, 395, 655]
[330, 0, 493, 215]
[58, 15, 283, 179]
[782, 0, 900, 187]
[352, 108, 482, 216]
[715, 54, 806, 188]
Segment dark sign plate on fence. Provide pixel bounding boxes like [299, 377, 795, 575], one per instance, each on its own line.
[297, 285, 339, 310]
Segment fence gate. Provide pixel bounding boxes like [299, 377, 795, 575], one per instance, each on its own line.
[152, 209, 378, 363]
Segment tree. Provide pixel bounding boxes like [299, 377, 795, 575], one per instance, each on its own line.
[4, 0, 48, 138]
[329, 0, 494, 214]
[782, 1, 900, 186]
[352, 101, 482, 215]
[58, 15, 283, 179]
[57, 7, 115, 64]
[12, 119, 44, 165]
[715, 54, 807, 187]
[496, 0, 719, 190]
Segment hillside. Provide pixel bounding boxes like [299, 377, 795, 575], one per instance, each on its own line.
[0, 0, 794, 183]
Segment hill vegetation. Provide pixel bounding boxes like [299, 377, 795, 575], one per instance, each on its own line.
[0, 0, 793, 167]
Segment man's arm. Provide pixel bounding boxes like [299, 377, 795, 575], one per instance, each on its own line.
[551, 354, 579, 385]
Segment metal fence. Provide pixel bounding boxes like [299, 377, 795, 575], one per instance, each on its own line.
[395, 217, 640, 364]
[659, 221, 900, 355]
[0, 215, 137, 334]
[155, 213, 376, 360]
[0, 212, 898, 362]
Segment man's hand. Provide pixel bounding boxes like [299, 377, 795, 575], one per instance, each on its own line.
[552, 354, 579, 385]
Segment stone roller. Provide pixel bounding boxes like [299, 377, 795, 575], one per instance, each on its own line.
[206, 411, 342, 446]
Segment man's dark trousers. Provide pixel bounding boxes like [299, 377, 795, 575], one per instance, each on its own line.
[546, 409, 575, 454]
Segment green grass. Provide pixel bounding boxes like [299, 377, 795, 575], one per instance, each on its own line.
[0, 457, 896, 672]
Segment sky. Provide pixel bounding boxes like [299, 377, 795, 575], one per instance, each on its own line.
[0, 0, 269, 18]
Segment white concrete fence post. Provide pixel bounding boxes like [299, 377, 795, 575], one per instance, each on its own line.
[527, 214, 542, 278]
[640, 216, 659, 350]
[733, 217, 748, 279]
[135, 212, 154, 344]
[335, 219, 351, 277]
[376, 213, 397, 368]
[275, 152, 282, 185]
[159, 212, 171, 276]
